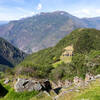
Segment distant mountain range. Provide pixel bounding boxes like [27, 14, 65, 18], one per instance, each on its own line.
[0, 37, 26, 71]
[0, 11, 100, 53]
[0, 21, 8, 26]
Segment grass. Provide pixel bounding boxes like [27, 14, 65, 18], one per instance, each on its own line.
[0, 89, 39, 100]
[1, 79, 100, 100]
[74, 79, 100, 100]
[58, 79, 100, 100]
[30, 92, 52, 100]
[53, 61, 63, 68]
[0, 80, 39, 100]
[53, 55, 72, 68]
[60, 56, 72, 63]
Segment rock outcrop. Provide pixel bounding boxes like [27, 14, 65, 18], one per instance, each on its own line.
[4, 78, 10, 84]
[85, 73, 95, 82]
[95, 74, 100, 79]
[64, 80, 72, 88]
[14, 78, 42, 92]
[74, 76, 84, 87]
[14, 78, 52, 92]
[14, 73, 100, 94]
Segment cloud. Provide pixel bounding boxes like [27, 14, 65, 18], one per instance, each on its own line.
[12, 0, 25, 3]
[81, 9, 90, 14]
[73, 9, 91, 18]
[0, 7, 35, 21]
[37, 3, 42, 10]
[72, 8, 100, 18]
[16, 7, 35, 14]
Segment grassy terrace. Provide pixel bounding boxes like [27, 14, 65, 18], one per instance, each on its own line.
[58, 79, 100, 100]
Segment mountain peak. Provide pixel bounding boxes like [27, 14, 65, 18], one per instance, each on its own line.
[0, 11, 100, 53]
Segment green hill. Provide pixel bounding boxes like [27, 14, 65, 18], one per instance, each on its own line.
[0, 37, 26, 71]
[0, 28, 100, 100]
[17, 28, 100, 80]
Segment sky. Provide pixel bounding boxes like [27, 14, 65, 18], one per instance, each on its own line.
[0, 0, 100, 21]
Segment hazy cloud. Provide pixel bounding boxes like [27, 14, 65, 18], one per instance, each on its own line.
[72, 8, 100, 18]
[37, 3, 42, 10]
[0, 6, 35, 21]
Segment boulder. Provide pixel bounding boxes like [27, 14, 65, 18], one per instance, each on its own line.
[57, 80, 63, 87]
[41, 80, 52, 92]
[51, 81, 58, 89]
[95, 74, 100, 79]
[64, 80, 72, 88]
[14, 78, 52, 92]
[85, 73, 95, 82]
[73, 76, 84, 87]
[4, 78, 10, 84]
[14, 78, 42, 92]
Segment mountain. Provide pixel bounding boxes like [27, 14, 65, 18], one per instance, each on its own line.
[0, 11, 100, 53]
[17, 28, 100, 80]
[0, 11, 87, 53]
[0, 37, 26, 71]
[0, 21, 8, 26]
[82, 17, 100, 29]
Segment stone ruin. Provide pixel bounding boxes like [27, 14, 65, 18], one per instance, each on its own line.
[62, 45, 74, 57]
[73, 76, 84, 87]
[73, 74, 95, 87]
[14, 73, 99, 93]
[85, 73, 95, 82]
[64, 80, 72, 88]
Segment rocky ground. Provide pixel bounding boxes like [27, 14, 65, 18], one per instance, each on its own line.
[1, 73, 100, 100]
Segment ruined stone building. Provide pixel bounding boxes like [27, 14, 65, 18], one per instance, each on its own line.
[62, 45, 74, 57]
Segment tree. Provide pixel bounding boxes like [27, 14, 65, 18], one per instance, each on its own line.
[74, 32, 94, 54]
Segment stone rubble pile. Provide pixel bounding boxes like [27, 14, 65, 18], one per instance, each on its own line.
[14, 78, 52, 92]
[13, 73, 100, 93]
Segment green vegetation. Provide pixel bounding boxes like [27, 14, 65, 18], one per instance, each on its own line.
[60, 56, 72, 63]
[0, 80, 39, 100]
[0, 28, 100, 100]
[30, 92, 52, 100]
[50, 63, 76, 81]
[74, 29, 100, 53]
[0, 89, 38, 100]
[17, 28, 100, 81]
[57, 79, 100, 100]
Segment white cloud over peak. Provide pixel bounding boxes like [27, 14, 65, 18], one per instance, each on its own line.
[37, 3, 42, 10]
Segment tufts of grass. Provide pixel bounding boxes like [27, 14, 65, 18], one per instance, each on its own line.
[57, 79, 100, 100]
[0, 89, 39, 100]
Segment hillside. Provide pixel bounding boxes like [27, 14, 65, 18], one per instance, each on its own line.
[18, 28, 100, 80]
[0, 37, 26, 71]
[1, 76, 100, 100]
[1, 11, 100, 53]
[0, 28, 100, 100]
